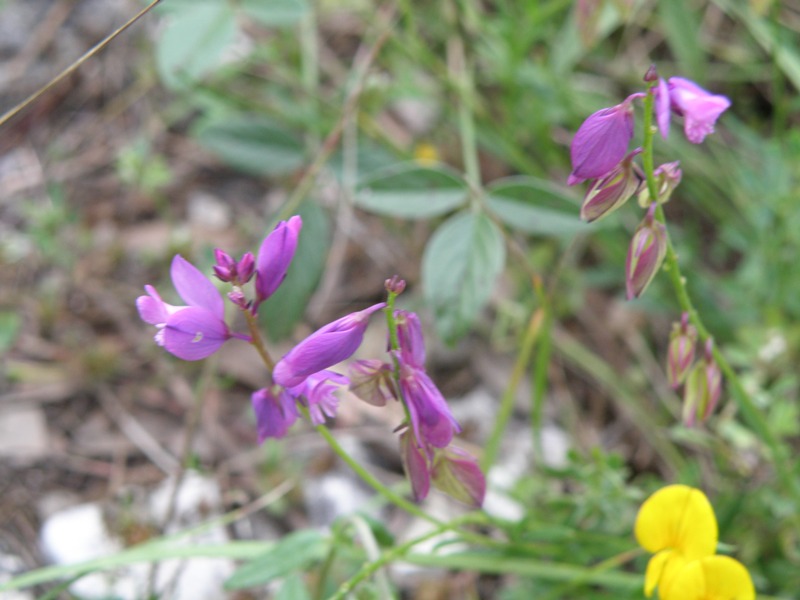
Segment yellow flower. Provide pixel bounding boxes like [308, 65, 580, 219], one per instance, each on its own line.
[634, 485, 718, 597]
[661, 555, 755, 600]
[413, 142, 440, 166]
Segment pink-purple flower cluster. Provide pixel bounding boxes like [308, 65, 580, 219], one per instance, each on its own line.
[137, 215, 384, 443]
[349, 308, 485, 507]
[568, 67, 730, 299]
[136, 228, 483, 505]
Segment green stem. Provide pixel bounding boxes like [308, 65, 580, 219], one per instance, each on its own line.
[482, 307, 545, 471]
[448, 0, 481, 194]
[244, 309, 275, 372]
[327, 515, 476, 600]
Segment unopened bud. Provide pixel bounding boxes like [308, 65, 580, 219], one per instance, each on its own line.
[625, 204, 667, 300]
[431, 446, 486, 507]
[644, 64, 659, 83]
[236, 252, 255, 284]
[682, 340, 722, 426]
[384, 275, 406, 295]
[581, 148, 643, 222]
[667, 312, 697, 389]
[638, 162, 682, 207]
[213, 248, 236, 282]
[227, 287, 250, 310]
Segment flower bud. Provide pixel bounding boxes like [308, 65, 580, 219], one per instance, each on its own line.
[431, 446, 486, 507]
[626, 204, 667, 300]
[643, 64, 659, 83]
[384, 275, 406, 295]
[349, 359, 396, 406]
[638, 162, 682, 208]
[213, 249, 236, 282]
[667, 313, 697, 389]
[580, 148, 643, 222]
[236, 252, 255, 284]
[682, 340, 722, 427]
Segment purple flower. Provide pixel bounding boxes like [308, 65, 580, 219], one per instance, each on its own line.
[255, 216, 302, 307]
[431, 446, 486, 507]
[252, 386, 299, 442]
[273, 303, 386, 389]
[580, 148, 643, 222]
[625, 205, 667, 300]
[292, 370, 348, 426]
[399, 362, 461, 449]
[136, 255, 231, 360]
[568, 99, 635, 185]
[668, 77, 731, 144]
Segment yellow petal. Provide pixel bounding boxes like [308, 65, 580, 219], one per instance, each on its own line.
[634, 484, 718, 559]
[662, 555, 755, 600]
[644, 548, 688, 598]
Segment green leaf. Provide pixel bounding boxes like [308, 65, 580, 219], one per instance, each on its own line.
[659, 0, 705, 79]
[422, 211, 505, 343]
[195, 115, 306, 177]
[0, 311, 21, 353]
[276, 573, 312, 600]
[485, 176, 589, 237]
[240, 0, 309, 27]
[224, 529, 327, 590]
[355, 163, 469, 219]
[259, 202, 330, 341]
[156, 3, 237, 90]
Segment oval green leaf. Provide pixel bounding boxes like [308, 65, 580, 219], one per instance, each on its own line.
[195, 115, 306, 177]
[486, 176, 589, 237]
[422, 211, 506, 343]
[356, 163, 468, 219]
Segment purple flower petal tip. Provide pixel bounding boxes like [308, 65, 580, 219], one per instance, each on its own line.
[668, 77, 731, 144]
[255, 216, 303, 304]
[273, 302, 386, 389]
[569, 101, 635, 183]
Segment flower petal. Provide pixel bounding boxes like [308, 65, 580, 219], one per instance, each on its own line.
[400, 431, 431, 502]
[634, 484, 718, 560]
[162, 306, 230, 360]
[170, 255, 225, 316]
[400, 365, 461, 448]
[252, 387, 299, 442]
[668, 77, 731, 144]
[255, 215, 302, 303]
[569, 101, 634, 184]
[137, 285, 171, 325]
[273, 303, 385, 388]
[662, 556, 755, 600]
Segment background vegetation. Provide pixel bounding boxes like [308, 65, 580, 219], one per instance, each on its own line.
[1, 0, 799, 598]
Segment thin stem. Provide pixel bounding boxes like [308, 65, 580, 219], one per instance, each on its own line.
[244, 309, 275, 372]
[276, 5, 397, 222]
[447, 0, 481, 193]
[327, 515, 477, 600]
[312, 419, 502, 549]
[313, 420, 438, 526]
[481, 307, 545, 471]
[0, 0, 163, 129]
